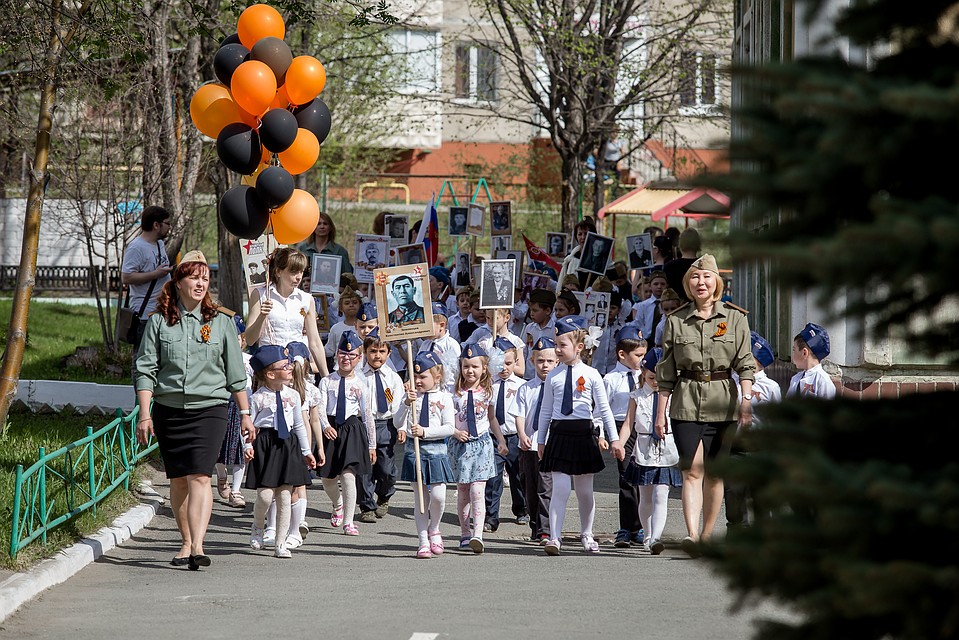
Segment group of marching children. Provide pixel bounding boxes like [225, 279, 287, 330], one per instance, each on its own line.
[232, 242, 836, 561]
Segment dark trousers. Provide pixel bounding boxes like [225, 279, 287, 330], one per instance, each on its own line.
[616, 423, 642, 533]
[485, 433, 527, 528]
[358, 419, 398, 512]
[518, 449, 551, 538]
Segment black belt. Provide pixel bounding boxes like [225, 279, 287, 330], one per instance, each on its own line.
[679, 369, 731, 382]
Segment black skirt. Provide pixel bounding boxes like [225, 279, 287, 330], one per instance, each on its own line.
[672, 420, 736, 471]
[245, 428, 312, 489]
[541, 419, 605, 475]
[152, 402, 228, 479]
[318, 415, 371, 478]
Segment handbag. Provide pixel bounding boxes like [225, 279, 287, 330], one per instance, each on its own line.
[117, 278, 158, 344]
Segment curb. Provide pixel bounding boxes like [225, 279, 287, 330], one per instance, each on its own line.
[0, 499, 160, 622]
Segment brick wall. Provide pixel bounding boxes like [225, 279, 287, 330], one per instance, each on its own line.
[763, 359, 958, 399]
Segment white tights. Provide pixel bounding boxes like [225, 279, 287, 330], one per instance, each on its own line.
[638, 484, 669, 543]
[255, 486, 291, 547]
[456, 482, 486, 538]
[548, 472, 595, 540]
[413, 483, 447, 545]
[215, 463, 245, 493]
[322, 471, 357, 525]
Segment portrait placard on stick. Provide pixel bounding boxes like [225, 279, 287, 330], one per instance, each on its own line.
[238, 234, 283, 294]
[626, 233, 653, 270]
[573, 291, 611, 326]
[491, 235, 511, 255]
[490, 201, 512, 236]
[354, 233, 390, 284]
[372, 263, 435, 342]
[495, 249, 524, 276]
[545, 232, 568, 261]
[453, 251, 472, 287]
[310, 254, 342, 295]
[385, 214, 409, 247]
[466, 203, 485, 237]
[479, 259, 516, 309]
[396, 243, 427, 266]
[449, 206, 469, 237]
[578, 232, 615, 276]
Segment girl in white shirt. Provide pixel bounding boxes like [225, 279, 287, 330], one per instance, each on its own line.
[315, 331, 377, 535]
[537, 316, 625, 555]
[246, 346, 316, 559]
[396, 352, 456, 559]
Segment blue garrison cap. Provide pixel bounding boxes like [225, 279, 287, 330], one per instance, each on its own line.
[431, 302, 449, 318]
[750, 331, 775, 368]
[250, 345, 290, 373]
[357, 302, 378, 322]
[532, 336, 556, 351]
[616, 325, 642, 343]
[798, 323, 830, 361]
[413, 352, 441, 373]
[461, 343, 488, 359]
[642, 347, 662, 373]
[233, 315, 246, 335]
[285, 341, 310, 363]
[429, 266, 451, 287]
[493, 336, 514, 352]
[555, 315, 587, 336]
[338, 330, 362, 352]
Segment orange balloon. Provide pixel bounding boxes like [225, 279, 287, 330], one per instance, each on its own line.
[237, 4, 285, 50]
[270, 86, 290, 110]
[231, 60, 277, 116]
[190, 83, 241, 138]
[272, 189, 319, 244]
[237, 106, 259, 128]
[277, 128, 319, 175]
[284, 56, 326, 106]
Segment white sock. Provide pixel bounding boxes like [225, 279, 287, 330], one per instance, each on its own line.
[428, 483, 446, 534]
[413, 483, 430, 545]
[322, 478, 342, 510]
[230, 464, 245, 494]
[573, 473, 595, 537]
[549, 472, 572, 540]
[288, 500, 305, 537]
[274, 487, 292, 548]
[341, 471, 358, 526]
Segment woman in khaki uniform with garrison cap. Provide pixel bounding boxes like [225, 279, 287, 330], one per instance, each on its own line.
[654, 254, 755, 557]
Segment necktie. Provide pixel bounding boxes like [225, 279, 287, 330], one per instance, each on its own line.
[531, 385, 545, 432]
[627, 371, 636, 392]
[418, 392, 430, 430]
[275, 390, 289, 439]
[335, 375, 346, 424]
[495, 381, 506, 425]
[650, 393, 661, 441]
[374, 370, 388, 413]
[651, 300, 662, 338]
[561, 365, 573, 416]
[466, 390, 478, 437]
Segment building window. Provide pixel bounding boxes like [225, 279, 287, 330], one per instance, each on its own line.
[454, 43, 498, 102]
[679, 51, 718, 108]
[389, 29, 439, 94]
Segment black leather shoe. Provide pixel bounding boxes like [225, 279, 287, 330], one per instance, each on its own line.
[188, 554, 212, 571]
[170, 556, 190, 567]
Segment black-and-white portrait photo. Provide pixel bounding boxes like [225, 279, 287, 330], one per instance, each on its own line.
[578, 232, 615, 276]
[396, 243, 427, 266]
[467, 203, 485, 237]
[490, 201, 511, 236]
[491, 235, 511, 255]
[495, 249, 524, 277]
[387, 273, 425, 324]
[546, 232, 568, 260]
[454, 251, 472, 287]
[354, 234, 390, 284]
[626, 233, 653, 270]
[248, 261, 266, 285]
[449, 206, 468, 236]
[521, 271, 549, 303]
[310, 254, 342, 295]
[385, 214, 409, 246]
[479, 259, 516, 309]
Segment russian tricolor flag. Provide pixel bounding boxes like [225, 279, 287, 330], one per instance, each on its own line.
[415, 193, 439, 266]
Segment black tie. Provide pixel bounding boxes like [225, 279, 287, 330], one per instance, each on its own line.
[466, 390, 478, 437]
[561, 365, 573, 416]
[651, 393, 661, 441]
[651, 300, 662, 338]
[335, 375, 346, 424]
[275, 390, 289, 439]
[532, 385, 545, 432]
[374, 370, 388, 413]
[495, 381, 506, 425]
[418, 392, 430, 430]
[627, 371, 636, 392]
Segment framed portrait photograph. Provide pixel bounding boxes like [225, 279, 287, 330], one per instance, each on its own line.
[626, 233, 653, 271]
[384, 214, 409, 247]
[578, 232, 615, 276]
[572, 291, 610, 326]
[239, 234, 284, 294]
[466, 202, 485, 237]
[453, 251, 473, 288]
[310, 254, 342, 295]
[521, 271, 549, 303]
[545, 232, 568, 260]
[490, 201, 512, 236]
[396, 242, 427, 266]
[449, 206, 469, 237]
[479, 259, 516, 309]
[495, 249, 524, 277]
[372, 263, 435, 342]
[472, 264, 481, 286]
[491, 235, 511, 255]
[354, 233, 390, 284]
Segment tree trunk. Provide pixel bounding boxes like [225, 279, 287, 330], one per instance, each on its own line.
[559, 153, 584, 235]
[0, 0, 94, 434]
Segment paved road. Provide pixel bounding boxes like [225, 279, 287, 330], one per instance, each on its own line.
[0, 459, 789, 639]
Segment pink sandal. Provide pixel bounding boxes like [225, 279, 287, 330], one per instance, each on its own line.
[429, 533, 444, 556]
[343, 523, 359, 536]
[416, 545, 432, 559]
[331, 504, 344, 528]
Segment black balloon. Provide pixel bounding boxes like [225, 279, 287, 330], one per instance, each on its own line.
[213, 43, 250, 86]
[221, 32, 240, 46]
[250, 37, 293, 86]
[259, 108, 298, 152]
[216, 123, 262, 174]
[293, 98, 331, 145]
[218, 186, 269, 239]
[255, 166, 295, 209]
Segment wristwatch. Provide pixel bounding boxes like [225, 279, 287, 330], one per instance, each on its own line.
[742, 393, 753, 401]
[239, 409, 252, 415]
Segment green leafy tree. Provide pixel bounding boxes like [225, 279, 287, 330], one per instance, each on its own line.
[708, 1, 959, 637]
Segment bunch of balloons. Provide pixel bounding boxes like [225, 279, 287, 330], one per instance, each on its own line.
[189, 4, 333, 243]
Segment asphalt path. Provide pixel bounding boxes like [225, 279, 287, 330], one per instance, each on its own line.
[0, 453, 791, 639]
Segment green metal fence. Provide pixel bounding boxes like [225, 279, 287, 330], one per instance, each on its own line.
[9, 406, 157, 559]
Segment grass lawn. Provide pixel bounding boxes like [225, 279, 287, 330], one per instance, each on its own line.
[0, 299, 133, 385]
[0, 410, 144, 570]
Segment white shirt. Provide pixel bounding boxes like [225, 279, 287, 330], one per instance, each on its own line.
[453, 386, 495, 437]
[395, 389, 455, 440]
[315, 371, 377, 449]
[604, 363, 642, 421]
[251, 385, 310, 455]
[492, 374, 524, 435]
[786, 363, 836, 400]
[447, 311, 466, 343]
[417, 333, 461, 392]
[519, 318, 556, 380]
[630, 296, 660, 341]
[255, 285, 312, 347]
[735, 370, 782, 428]
[467, 326, 524, 355]
[120, 236, 171, 316]
[516, 377, 546, 440]
[629, 384, 677, 468]
[362, 362, 404, 420]
[653, 315, 667, 348]
[592, 320, 624, 375]
[536, 361, 619, 444]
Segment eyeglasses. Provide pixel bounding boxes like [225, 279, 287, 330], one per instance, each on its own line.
[338, 352, 361, 360]
[270, 362, 293, 371]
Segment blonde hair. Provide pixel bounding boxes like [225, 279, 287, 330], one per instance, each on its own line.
[456, 355, 492, 396]
[682, 269, 725, 302]
[290, 361, 308, 403]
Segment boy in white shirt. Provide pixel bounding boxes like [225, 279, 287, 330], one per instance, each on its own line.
[447, 285, 474, 343]
[466, 308, 526, 377]
[630, 270, 668, 340]
[418, 302, 461, 392]
[591, 292, 625, 375]
[519, 289, 556, 380]
[787, 322, 836, 399]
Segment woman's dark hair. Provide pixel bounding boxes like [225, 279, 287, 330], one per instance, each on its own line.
[574, 218, 597, 235]
[154, 261, 217, 325]
[653, 235, 674, 261]
[268, 247, 309, 282]
[312, 212, 336, 244]
[372, 211, 391, 236]
[140, 205, 171, 232]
